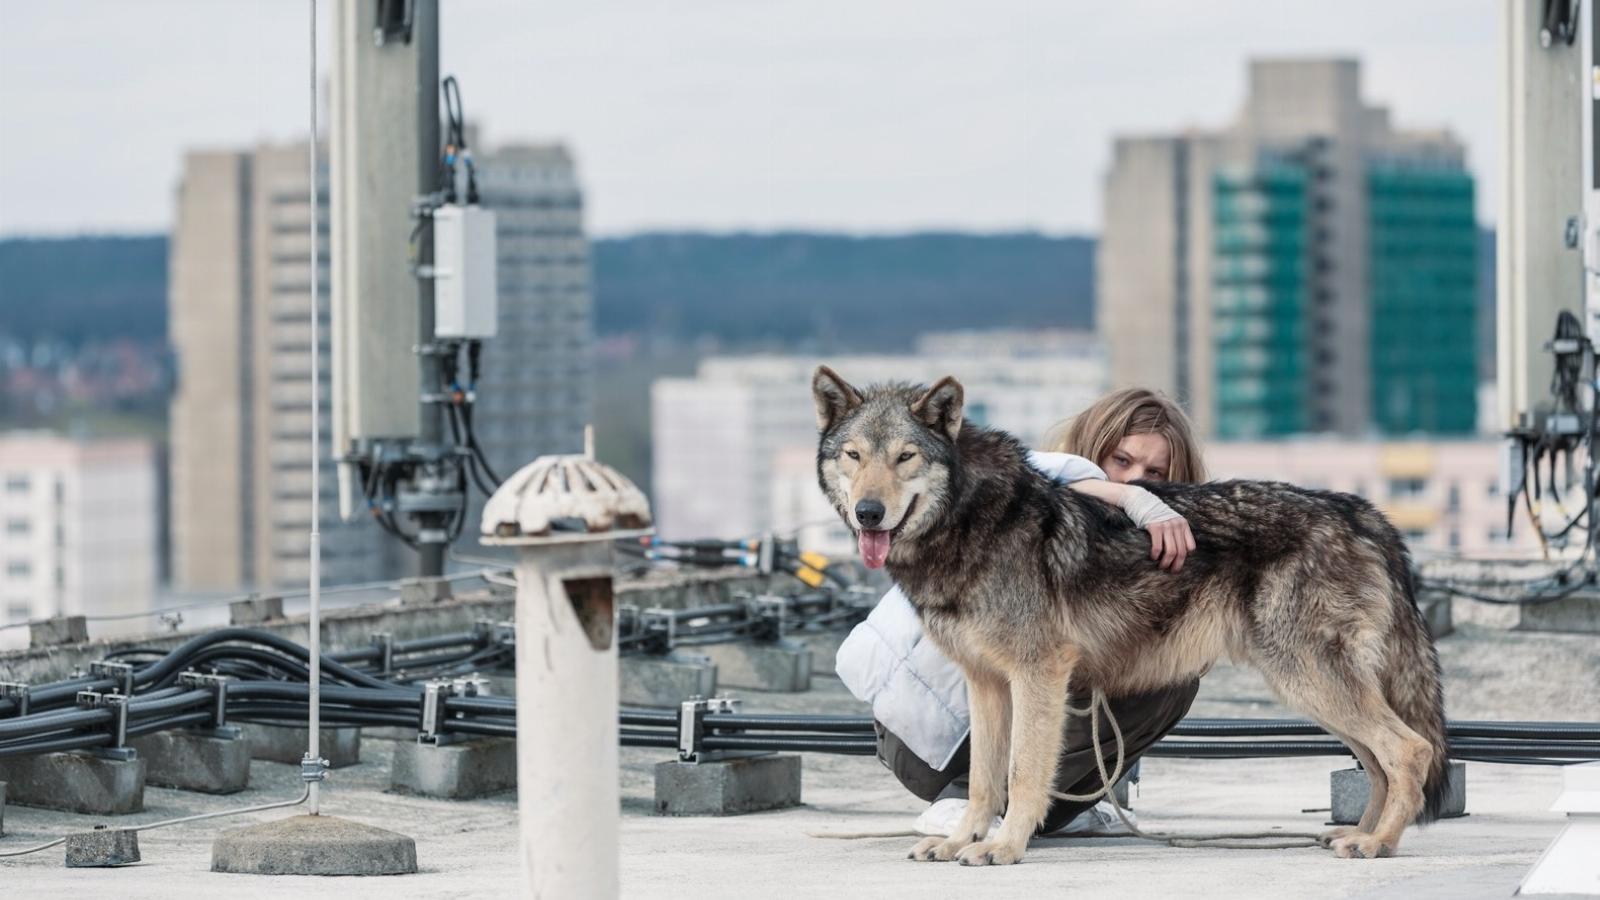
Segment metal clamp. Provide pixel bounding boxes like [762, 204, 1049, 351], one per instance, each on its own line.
[677, 697, 750, 764]
[76, 689, 135, 760]
[418, 679, 471, 745]
[301, 753, 330, 783]
[639, 607, 677, 655]
[746, 594, 787, 642]
[90, 660, 135, 696]
[0, 681, 29, 718]
[371, 632, 394, 676]
[178, 671, 233, 734]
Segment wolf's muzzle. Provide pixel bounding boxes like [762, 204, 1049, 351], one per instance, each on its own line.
[856, 499, 886, 529]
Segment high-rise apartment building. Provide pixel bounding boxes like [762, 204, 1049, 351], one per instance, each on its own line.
[169, 140, 591, 592]
[0, 433, 157, 648]
[169, 144, 392, 592]
[1100, 59, 1477, 439]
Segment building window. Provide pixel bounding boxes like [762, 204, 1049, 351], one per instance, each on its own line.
[1448, 530, 1460, 550]
[4, 518, 27, 536]
[5, 601, 28, 624]
[1402, 529, 1428, 545]
[5, 560, 29, 579]
[1388, 478, 1427, 500]
[3, 475, 27, 494]
[1447, 483, 1460, 512]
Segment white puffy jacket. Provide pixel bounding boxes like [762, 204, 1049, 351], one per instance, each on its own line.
[834, 451, 1107, 770]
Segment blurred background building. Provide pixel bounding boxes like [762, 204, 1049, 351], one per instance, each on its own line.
[1100, 58, 1478, 439]
[651, 332, 1105, 540]
[0, 432, 157, 648]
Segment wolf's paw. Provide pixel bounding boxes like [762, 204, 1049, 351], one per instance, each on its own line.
[1330, 833, 1393, 859]
[1318, 826, 1359, 849]
[908, 834, 975, 862]
[955, 839, 1024, 867]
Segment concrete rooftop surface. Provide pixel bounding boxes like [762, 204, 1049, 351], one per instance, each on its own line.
[1, 621, 1596, 899]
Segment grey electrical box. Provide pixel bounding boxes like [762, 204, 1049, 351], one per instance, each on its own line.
[433, 204, 498, 339]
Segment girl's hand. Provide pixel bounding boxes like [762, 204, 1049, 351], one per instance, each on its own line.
[1146, 516, 1195, 572]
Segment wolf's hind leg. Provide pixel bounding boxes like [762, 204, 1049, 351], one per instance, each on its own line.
[909, 669, 1011, 862]
[954, 658, 1074, 867]
[1318, 730, 1386, 848]
[1296, 686, 1427, 859]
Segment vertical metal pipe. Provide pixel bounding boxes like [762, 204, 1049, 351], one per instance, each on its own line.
[416, 0, 445, 579]
[307, 0, 323, 816]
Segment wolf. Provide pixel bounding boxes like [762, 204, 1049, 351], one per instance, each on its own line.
[812, 367, 1450, 866]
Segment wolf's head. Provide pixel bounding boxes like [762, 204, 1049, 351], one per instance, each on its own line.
[812, 366, 964, 570]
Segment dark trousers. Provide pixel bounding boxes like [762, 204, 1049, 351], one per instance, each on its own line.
[875, 677, 1200, 834]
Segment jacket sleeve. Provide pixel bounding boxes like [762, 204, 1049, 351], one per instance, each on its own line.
[1026, 450, 1108, 484]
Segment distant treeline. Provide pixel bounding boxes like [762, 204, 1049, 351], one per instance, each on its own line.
[0, 235, 167, 344]
[0, 231, 1095, 349]
[592, 232, 1096, 347]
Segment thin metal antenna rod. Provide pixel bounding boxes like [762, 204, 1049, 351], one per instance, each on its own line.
[306, 0, 324, 816]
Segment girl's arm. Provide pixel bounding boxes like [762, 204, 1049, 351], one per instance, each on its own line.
[1066, 479, 1196, 572]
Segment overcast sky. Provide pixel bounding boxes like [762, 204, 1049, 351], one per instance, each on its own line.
[0, 0, 1498, 238]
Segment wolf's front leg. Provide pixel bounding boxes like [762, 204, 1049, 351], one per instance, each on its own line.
[908, 669, 1011, 861]
[956, 660, 1074, 866]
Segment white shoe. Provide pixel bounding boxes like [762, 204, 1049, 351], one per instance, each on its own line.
[911, 797, 1002, 837]
[1045, 799, 1138, 836]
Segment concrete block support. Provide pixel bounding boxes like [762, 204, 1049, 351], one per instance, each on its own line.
[1516, 594, 1600, 634]
[620, 652, 717, 707]
[229, 595, 284, 626]
[0, 752, 145, 815]
[127, 729, 251, 794]
[1, 779, 7, 836]
[390, 738, 517, 799]
[65, 828, 140, 867]
[210, 815, 417, 875]
[1418, 592, 1453, 639]
[29, 616, 88, 648]
[244, 724, 361, 768]
[788, 631, 847, 677]
[695, 639, 812, 692]
[654, 754, 803, 816]
[1330, 762, 1466, 825]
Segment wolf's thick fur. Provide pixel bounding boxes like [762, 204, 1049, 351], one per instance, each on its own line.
[813, 369, 1449, 865]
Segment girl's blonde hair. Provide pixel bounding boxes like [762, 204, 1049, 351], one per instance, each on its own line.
[1042, 388, 1206, 484]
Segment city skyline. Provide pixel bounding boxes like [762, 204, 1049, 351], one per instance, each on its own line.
[0, 1, 1497, 237]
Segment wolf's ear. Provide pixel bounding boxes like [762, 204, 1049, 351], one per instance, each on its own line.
[813, 366, 864, 432]
[912, 376, 964, 441]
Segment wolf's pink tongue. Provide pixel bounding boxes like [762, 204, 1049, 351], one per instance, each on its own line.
[859, 530, 892, 569]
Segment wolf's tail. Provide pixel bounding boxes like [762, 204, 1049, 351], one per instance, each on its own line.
[1383, 545, 1452, 824]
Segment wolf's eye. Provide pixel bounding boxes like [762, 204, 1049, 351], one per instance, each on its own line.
[844, 450, 860, 461]
[897, 451, 916, 463]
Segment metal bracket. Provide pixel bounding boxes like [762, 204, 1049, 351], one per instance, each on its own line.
[746, 594, 787, 642]
[639, 607, 677, 655]
[179, 671, 230, 729]
[77, 689, 134, 759]
[90, 660, 135, 696]
[371, 632, 394, 676]
[301, 753, 330, 783]
[418, 679, 473, 745]
[677, 697, 758, 764]
[0, 681, 29, 717]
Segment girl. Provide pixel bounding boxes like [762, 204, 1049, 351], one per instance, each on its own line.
[835, 387, 1206, 836]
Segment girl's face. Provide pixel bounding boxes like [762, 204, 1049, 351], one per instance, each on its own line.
[1100, 433, 1171, 483]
